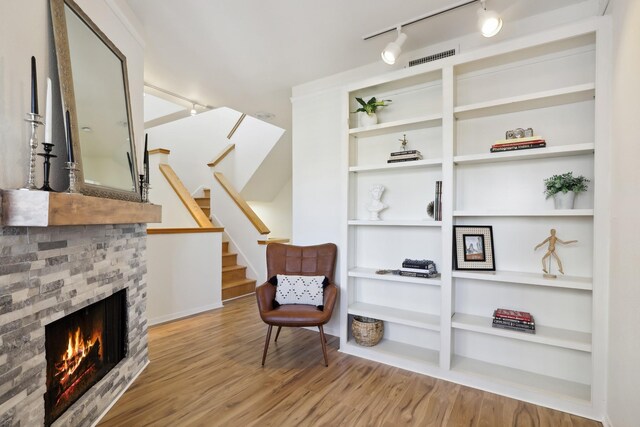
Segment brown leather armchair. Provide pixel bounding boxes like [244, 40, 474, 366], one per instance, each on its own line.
[256, 243, 338, 367]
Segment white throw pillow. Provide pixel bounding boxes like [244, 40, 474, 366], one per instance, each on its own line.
[274, 274, 325, 306]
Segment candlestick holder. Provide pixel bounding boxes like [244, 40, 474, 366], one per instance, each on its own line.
[38, 142, 57, 191]
[65, 161, 79, 194]
[139, 174, 145, 202]
[23, 112, 44, 190]
[141, 182, 150, 203]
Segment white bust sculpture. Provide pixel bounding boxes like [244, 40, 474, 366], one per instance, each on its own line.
[367, 184, 388, 220]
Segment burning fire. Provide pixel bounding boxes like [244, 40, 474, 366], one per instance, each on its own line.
[54, 327, 102, 386]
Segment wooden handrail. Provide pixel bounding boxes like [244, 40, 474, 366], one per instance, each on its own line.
[257, 238, 290, 245]
[227, 113, 246, 139]
[207, 144, 235, 167]
[149, 148, 170, 155]
[148, 227, 223, 234]
[159, 163, 214, 228]
[213, 172, 270, 235]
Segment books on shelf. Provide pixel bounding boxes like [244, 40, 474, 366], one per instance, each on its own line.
[390, 149, 421, 157]
[492, 308, 536, 334]
[398, 259, 438, 278]
[434, 181, 442, 221]
[491, 136, 546, 153]
[490, 141, 546, 153]
[387, 150, 423, 163]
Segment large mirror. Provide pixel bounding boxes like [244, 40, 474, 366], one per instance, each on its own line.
[51, 0, 139, 201]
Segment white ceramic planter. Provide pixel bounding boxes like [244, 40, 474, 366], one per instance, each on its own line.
[553, 191, 576, 209]
[359, 112, 377, 127]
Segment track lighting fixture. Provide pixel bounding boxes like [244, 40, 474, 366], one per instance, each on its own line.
[478, 0, 503, 37]
[364, 0, 504, 64]
[190, 104, 197, 116]
[381, 26, 407, 65]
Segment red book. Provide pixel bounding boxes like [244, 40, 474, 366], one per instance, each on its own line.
[494, 308, 533, 322]
[491, 139, 545, 149]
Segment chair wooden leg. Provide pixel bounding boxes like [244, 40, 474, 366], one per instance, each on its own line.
[274, 326, 282, 342]
[261, 325, 273, 366]
[318, 325, 329, 367]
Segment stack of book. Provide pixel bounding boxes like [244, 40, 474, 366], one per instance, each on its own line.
[387, 149, 422, 163]
[398, 258, 439, 278]
[492, 308, 536, 334]
[490, 136, 546, 153]
[434, 181, 442, 221]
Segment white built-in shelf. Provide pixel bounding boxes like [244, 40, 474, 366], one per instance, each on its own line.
[453, 83, 595, 120]
[451, 313, 592, 352]
[348, 267, 442, 286]
[348, 219, 442, 227]
[342, 340, 439, 370]
[451, 355, 591, 402]
[349, 302, 440, 331]
[453, 143, 595, 165]
[452, 270, 592, 291]
[453, 209, 593, 217]
[349, 158, 442, 173]
[349, 113, 443, 137]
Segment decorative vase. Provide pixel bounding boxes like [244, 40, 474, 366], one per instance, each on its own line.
[553, 191, 576, 209]
[359, 112, 377, 127]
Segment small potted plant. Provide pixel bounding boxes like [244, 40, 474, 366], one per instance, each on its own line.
[352, 97, 391, 127]
[544, 172, 590, 209]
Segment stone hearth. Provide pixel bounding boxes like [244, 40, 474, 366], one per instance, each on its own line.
[0, 224, 148, 426]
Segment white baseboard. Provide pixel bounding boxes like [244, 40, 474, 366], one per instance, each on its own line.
[148, 303, 224, 326]
[91, 359, 150, 427]
[602, 415, 613, 427]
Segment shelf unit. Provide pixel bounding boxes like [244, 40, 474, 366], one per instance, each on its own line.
[339, 18, 610, 421]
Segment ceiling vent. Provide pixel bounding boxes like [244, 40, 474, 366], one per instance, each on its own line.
[409, 48, 456, 67]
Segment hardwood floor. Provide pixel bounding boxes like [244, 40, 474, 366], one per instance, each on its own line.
[99, 296, 601, 427]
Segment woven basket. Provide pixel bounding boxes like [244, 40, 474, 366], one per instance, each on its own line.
[352, 316, 383, 347]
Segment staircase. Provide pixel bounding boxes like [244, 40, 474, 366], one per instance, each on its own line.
[195, 188, 211, 217]
[222, 241, 257, 300]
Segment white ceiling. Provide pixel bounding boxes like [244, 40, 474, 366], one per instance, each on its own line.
[125, 0, 589, 133]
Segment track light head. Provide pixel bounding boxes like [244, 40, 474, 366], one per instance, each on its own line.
[381, 27, 407, 65]
[190, 104, 197, 116]
[478, 0, 502, 37]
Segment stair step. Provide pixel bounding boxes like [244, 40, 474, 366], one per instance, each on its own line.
[222, 241, 229, 252]
[201, 207, 210, 216]
[222, 278, 256, 300]
[222, 252, 238, 267]
[194, 197, 210, 208]
[203, 188, 210, 197]
[222, 265, 247, 282]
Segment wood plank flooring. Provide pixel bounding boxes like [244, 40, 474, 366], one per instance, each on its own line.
[98, 296, 601, 427]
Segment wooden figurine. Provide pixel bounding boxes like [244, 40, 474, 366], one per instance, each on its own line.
[534, 229, 577, 278]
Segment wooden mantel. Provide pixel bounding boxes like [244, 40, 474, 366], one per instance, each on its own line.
[1, 190, 162, 227]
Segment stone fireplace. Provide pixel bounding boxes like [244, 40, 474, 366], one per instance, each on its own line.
[0, 224, 149, 426]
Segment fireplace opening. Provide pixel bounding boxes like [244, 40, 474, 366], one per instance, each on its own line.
[44, 290, 127, 426]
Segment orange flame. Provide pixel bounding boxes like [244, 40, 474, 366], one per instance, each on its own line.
[54, 327, 102, 386]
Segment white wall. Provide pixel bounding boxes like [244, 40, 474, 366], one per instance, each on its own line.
[147, 232, 222, 325]
[0, 0, 144, 191]
[247, 178, 292, 239]
[606, 0, 640, 425]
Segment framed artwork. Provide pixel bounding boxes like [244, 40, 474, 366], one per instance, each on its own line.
[453, 225, 495, 271]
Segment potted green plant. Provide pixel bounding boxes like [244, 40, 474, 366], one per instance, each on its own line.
[353, 97, 391, 127]
[543, 172, 590, 209]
